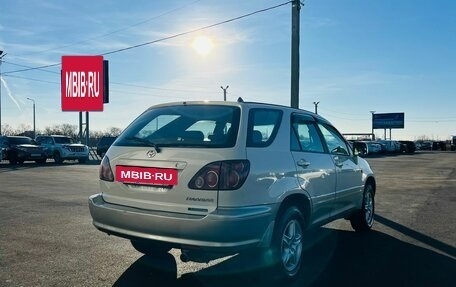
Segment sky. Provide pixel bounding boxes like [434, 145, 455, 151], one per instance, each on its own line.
[0, 0, 455, 140]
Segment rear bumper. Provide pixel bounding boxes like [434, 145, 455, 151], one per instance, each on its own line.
[89, 193, 276, 252]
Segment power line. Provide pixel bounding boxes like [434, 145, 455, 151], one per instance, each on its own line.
[14, 0, 202, 57]
[3, 1, 291, 74]
[3, 62, 60, 75]
[102, 1, 291, 56]
[4, 74, 219, 95]
[3, 75, 197, 100]
[3, 74, 60, 84]
[3, 60, 60, 75]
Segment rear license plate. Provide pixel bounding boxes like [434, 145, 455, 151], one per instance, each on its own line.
[116, 165, 178, 186]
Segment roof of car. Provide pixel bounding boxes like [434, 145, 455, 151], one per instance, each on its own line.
[36, 135, 70, 138]
[4, 136, 31, 139]
[146, 100, 331, 123]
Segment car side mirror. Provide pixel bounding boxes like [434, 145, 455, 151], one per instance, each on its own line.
[353, 148, 360, 156]
[353, 151, 359, 164]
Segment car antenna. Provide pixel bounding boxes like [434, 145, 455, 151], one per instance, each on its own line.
[237, 97, 244, 103]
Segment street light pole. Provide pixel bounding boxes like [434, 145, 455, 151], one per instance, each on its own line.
[0, 50, 6, 135]
[27, 98, 36, 138]
[313, 101, 320, 114]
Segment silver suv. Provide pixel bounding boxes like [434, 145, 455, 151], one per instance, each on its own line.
[35, 135, 89, 164]
[89, 100, 376, 279]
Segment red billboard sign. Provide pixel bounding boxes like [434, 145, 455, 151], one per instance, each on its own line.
[61, 55, 104, 111]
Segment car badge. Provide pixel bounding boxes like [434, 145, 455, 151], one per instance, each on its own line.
[146, 148, 157, 158]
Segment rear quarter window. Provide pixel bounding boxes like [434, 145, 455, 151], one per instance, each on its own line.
[247, 108, 283, 147]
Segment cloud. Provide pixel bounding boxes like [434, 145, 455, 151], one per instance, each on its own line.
[1, 77, 23, 111]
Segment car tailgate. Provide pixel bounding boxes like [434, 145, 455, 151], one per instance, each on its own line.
[101, 146, 227, 215]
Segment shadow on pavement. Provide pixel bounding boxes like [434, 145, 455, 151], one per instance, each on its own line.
[0, 159, 100, 172]
[375, 214, 456, 257]
[113, 225, 455, 287]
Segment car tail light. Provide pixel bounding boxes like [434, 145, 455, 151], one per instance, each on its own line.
[99, 156, 114, 182]
[189, 160, 250, 190]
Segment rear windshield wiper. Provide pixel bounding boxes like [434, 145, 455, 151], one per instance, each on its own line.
[125, 137, 161, 152]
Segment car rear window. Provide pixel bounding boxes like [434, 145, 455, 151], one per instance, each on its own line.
[115, 105, 240, 148]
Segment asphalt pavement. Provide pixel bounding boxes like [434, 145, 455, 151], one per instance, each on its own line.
[0, 152, 455, 287]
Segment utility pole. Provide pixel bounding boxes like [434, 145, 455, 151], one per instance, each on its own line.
[313, 101, 320, 114]
[290, 0, 301, 109]
[220, 85, 229, 101]
[0, 51, 6, 135]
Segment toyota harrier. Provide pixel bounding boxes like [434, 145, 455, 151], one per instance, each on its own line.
[89, 100, 376, 280]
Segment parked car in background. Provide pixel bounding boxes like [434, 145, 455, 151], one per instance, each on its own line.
[399, 141, 416, 154]
[378, 140, 401, 153]
[35, 135, 89, 164]
[415, 141, 432, 151]
[351, 141, 368, 156]
[350, 141, 383, 156]
[432, 141, 447, 151]
[96, 136, 117, 157]
[366, 141, 383, 154]
[0, 136, 47, 165]
[89, 100, 376, 280]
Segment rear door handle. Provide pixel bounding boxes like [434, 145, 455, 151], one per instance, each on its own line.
[297, 159, 311, 168]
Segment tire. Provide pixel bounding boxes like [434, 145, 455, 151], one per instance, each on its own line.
[350, 183, 375, 231]
[53, 152, 63, 164]
[8, 153, 18, 165]
[271, 206, 305, 280]
[131, 240, 171, 256]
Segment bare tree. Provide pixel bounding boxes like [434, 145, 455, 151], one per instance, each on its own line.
[16, 123, 31, 135]
[60, 124, 78, 138]
[1, 124, 15, 136]
[106, 127, 122, 136]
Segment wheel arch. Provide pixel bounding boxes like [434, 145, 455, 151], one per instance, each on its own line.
[365, 176, 376, 195]
[275, 193, 311, 228]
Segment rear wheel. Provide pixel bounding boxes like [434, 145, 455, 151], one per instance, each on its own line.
[350, 183, 375, 231]
[271, 206, 305, 280]
[131, 240, 171, 256]
[8, 153, 18, 165]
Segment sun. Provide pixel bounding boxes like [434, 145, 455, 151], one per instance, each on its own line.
[191, 36, 214, 56]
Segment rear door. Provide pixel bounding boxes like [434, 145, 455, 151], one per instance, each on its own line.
[290, 114, 337, 225]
